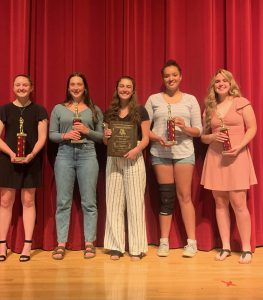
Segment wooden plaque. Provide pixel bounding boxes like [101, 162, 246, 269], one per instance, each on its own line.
[107, 121, 138, 157]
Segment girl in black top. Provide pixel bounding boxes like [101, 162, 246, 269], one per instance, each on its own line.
[0, 75, 48, 262]
[103, 76, 150, 261]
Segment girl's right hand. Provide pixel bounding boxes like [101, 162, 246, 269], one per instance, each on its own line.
[158, 136, 174, 147]
[104, 128, 112, 139]
[213, 131, 229, 143]
[10, 151, 17, 163]
[63, 130, 81, 141]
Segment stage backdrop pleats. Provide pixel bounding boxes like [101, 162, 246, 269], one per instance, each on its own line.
[0, 0, 262, 253]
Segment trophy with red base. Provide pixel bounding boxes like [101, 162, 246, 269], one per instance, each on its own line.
[166, 104, 176, 145]
[16, 117, 27, 161]
[219, 118, 231, 151]
[71, 101, 83, 143]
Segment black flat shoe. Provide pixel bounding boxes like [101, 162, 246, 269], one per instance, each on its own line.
[130, 252, 145, 261]
[110, 250, 123, 260]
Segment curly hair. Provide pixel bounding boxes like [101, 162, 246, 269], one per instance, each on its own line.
[104, 76, 141, 124]
[204, 69, 241, 132]
[64, 72, 98, 123]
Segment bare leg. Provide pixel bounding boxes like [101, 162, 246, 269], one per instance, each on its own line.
[159, 215, 172, 238]
[173, 164, 195, 239]
[153, 164, 174, 256]
[153, 164, 174, 238]
[213, 190, 231, 261]
[0, 188, 16, 257]
[20, 188, 36, 258]
[230, 190, 252, 263]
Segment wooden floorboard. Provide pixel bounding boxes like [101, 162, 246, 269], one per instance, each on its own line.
[0, 246, 263, 300]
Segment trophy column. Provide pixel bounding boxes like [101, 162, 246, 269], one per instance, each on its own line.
[219, 117, 231, 151]
[166, 104, 176, 145]
[16, 117, 27, 160]
[71, 101, 83, 143]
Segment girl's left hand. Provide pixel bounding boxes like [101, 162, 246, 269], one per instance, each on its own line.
[23, 152, 35, 164]
[73, 122, 90, 135]
[174, 117, 186, 130]
[222, 145, 242, 157]
[123, 147, 140, 160]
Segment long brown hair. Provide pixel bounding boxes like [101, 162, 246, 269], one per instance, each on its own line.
[104, 76, 141, 124]
[64, 72, 98, 123]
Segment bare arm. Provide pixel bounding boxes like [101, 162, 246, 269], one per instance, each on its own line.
[24, 119, 48, 163]
[223, 105, 257, 157]
[200, 115, 227, 145]
[175, 117, 201, 137]
[124, 120, 150, 160]
[0, 120, 17, 161]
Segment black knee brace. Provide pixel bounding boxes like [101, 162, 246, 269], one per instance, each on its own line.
[159, 184, 176, 215]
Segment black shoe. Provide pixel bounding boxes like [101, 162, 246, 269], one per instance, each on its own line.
[0, 240, 7, 262]
[19, 240, 32, 262]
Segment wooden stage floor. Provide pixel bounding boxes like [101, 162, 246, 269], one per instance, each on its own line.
[1, 246, 263, 300]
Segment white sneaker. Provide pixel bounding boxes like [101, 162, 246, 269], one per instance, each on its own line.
[157, 239, 169, 257]
[182, 239, 197, 257]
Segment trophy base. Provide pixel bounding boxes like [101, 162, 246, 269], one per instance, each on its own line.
[14, 157, 26, 162]
[71, 139, 84, 144]
[165, 141, 176, 146]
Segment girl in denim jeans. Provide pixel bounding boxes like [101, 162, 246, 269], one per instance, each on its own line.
[49, 72, 103, 260]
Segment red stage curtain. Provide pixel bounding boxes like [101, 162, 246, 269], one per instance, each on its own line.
[0, 0, 262, 252]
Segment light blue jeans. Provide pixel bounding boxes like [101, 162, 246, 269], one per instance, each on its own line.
[54, 142, 99, 243]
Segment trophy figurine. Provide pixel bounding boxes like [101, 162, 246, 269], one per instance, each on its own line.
[71, 101, 83, 143]
[219, 117, 231, 151]
[166, 104, 176, 145]
[16, 116, 27, 160]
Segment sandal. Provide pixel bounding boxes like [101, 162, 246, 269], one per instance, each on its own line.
[239, 251, 252, 264]
[20, 240, 32, 262]
[84, 243, 96, 259]
[110, 250, 123, 261]
[52, 246, 66, 260]
[130, 253, 145, 261]
[215, 249, 231, 261]
[0, 240, 7, 262]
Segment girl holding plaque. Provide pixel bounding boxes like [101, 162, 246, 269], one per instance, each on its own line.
[201, 69, 257, 264]
[145, 60, 202, 258]
[49, 72, 103, 260]
[0, 75, 48, 262]
[103, 76, 150, 261]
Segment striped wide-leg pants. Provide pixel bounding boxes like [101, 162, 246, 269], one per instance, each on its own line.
[104, 152, 148, 255]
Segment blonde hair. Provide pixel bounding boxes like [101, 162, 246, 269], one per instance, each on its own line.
[204, 69, 241, 132]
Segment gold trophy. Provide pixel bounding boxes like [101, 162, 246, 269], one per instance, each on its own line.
[166, 104, 176, 145]
[16, 117, 27, 160]
[219, 117, 231, 151]
[71, 101, 83, 143]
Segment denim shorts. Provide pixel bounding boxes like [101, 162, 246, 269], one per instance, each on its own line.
[151, 152, 195, 166]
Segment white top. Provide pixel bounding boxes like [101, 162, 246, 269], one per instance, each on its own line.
[145, 92, 202, 159]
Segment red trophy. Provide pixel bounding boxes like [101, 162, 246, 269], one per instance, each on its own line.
[71, 101, 83, 143]
[16, 116, 27, 161]
[219, 117, 231, 151]
[166, 104, 176, 145]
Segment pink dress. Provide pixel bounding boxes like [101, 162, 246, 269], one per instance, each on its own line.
[201, 97, 257, 191]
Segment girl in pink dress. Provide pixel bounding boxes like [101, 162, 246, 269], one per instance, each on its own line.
[201, 69, 257, 264]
